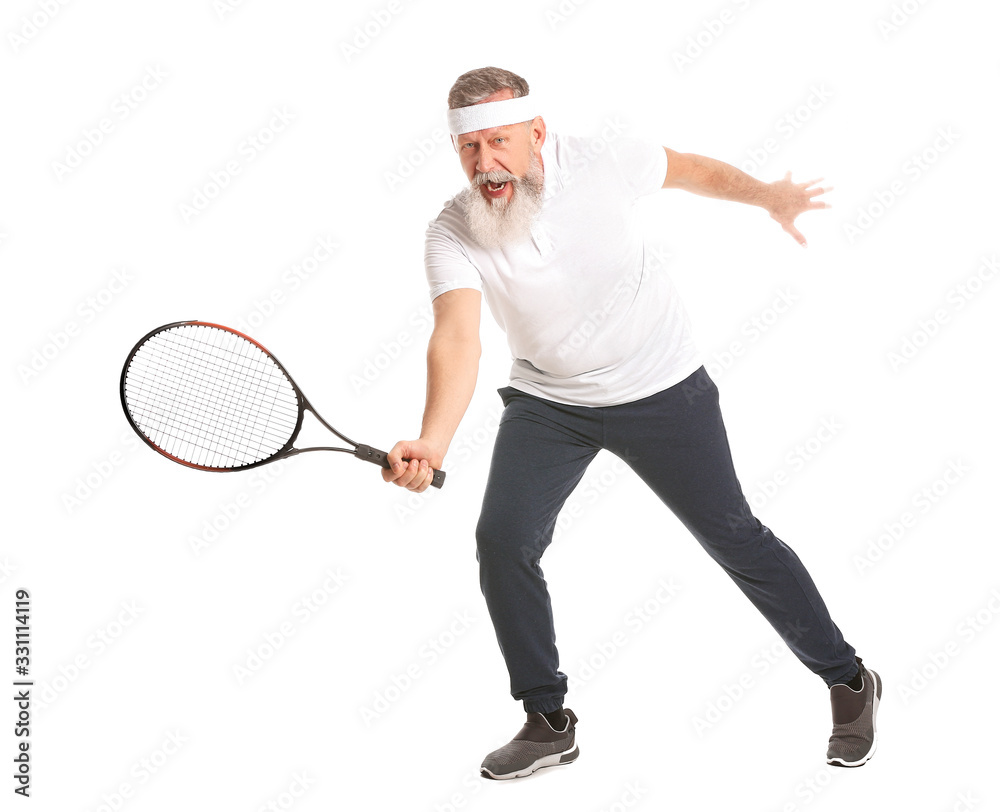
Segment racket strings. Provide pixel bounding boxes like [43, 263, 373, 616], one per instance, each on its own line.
[128, 332, 294, 466]
[135, 340, 294, 438]
[123, 324, 299, 468]
[142, 331, 293, 460]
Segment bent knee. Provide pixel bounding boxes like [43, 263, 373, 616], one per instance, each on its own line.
[476, 512, 552, 565]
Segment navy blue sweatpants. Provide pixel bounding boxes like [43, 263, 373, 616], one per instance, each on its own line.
[475, 366, 857, 714]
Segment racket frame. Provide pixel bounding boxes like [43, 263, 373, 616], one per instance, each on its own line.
[120, 320, 416, 478]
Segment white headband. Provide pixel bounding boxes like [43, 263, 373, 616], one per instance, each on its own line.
[446, 95, 540, 136]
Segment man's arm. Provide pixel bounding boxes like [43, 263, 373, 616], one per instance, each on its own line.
[383, 287, 482, 492]
[662, 147, 831, 247]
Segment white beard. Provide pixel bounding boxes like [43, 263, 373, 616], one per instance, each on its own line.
[462, 150, 544, 249]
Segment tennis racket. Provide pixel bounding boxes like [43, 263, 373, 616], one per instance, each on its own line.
[120, 320, 445, 488]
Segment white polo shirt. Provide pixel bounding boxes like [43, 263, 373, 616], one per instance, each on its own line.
[424, 131, 702, 407]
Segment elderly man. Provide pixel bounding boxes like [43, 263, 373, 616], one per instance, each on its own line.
[384, 67, 879, 779]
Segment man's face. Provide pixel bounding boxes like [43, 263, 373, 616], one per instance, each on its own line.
[454, 89, 546, 247]
[454, 89, 545, 206]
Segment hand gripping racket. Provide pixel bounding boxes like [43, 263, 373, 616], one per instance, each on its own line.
[120, 321, 445, 488]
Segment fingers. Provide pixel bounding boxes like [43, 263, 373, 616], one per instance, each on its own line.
[791, 175, 833, 197]
[783, 221, 808, 247]
[386, 441, 408, 472]
[383, 458, 435, 492]
[772, 173, 831, 247]
[381, 442, 436, 492]
[806, 182, 833, 211]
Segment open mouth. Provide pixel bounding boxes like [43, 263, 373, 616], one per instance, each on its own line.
[486, 181, 508, 193]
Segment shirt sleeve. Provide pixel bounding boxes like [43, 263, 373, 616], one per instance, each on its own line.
[424, 219, 483, 301]
[607, 137, 668, 200]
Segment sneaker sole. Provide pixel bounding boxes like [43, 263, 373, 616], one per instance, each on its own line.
[481, 746, 580, 780]
[827, 670, 880, 768]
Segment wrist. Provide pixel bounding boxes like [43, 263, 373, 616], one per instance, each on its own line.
[417, 433, 450, 462]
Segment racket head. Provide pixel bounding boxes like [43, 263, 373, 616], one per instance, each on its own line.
[120, 321, 304, 472]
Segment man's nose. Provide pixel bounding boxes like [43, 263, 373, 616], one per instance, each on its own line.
[476, 147, 497, 174]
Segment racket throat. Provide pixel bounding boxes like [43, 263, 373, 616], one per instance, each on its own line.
[291, 406, 356, 454]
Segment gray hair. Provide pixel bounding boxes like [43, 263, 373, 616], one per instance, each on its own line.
[447, 67, 530, 109]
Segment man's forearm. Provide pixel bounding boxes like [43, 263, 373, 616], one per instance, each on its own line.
[665, 150, 776, 209]
[663, 147, 828, 246]
[420, 333, 481, 457]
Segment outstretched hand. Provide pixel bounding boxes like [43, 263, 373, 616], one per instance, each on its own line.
[767, 172, 832, 247]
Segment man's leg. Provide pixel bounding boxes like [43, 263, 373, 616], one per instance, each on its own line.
[476, 387, 601, 713]
[603, 367, 858, 686]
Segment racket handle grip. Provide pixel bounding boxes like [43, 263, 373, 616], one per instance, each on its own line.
[355, 445, 446, 489]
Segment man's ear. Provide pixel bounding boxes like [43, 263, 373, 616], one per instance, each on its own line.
[529, 116, 546, 150]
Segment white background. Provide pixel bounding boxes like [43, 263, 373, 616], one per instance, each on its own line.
[3, 0, 998, 810]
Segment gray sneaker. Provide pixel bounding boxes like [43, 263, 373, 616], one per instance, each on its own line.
[481, 709, 579, 780]
[827, 658, 880, 767]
